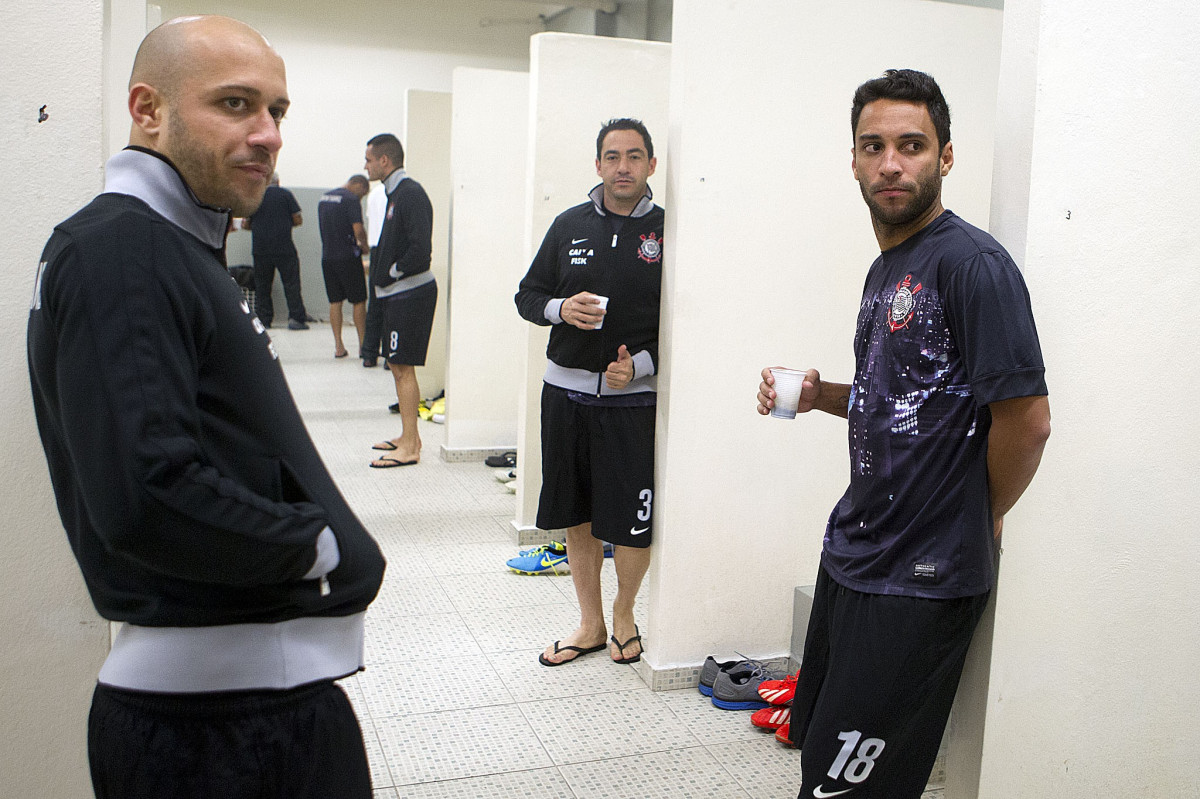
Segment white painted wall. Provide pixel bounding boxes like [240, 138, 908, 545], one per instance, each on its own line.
[655, 0, 1001, 672]
[0, 3, 119, 796]
[974, 0, 1200, 795]
[405, 90, 453, 399]
[155, 0, 537, 186]
[513, 33, 671, 529]
[444, 68, 531, 453]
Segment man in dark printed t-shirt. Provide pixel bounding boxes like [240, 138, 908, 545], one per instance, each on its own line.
[757, 69, 1051, 799]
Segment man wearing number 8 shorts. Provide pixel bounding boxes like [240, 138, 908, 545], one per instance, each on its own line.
[363, 133, 437, 467]
[516, 119, 663, 668]
[756, 70, 1051, 798]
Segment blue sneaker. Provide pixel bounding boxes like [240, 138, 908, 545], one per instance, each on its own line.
[507, 546, 569, 575]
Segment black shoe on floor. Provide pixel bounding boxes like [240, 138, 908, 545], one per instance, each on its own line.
[485, 451, 517, 468]
[388, 402, 400, 414]
[287, 319, 309, 330]
[363, 357, 378, 368]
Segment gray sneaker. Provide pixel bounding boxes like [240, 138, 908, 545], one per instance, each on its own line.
[698, 656, 758, 697]
[711, 660, 787, 711]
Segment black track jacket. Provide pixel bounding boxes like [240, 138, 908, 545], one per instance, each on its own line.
[28, 149, 385, 628]
[516, 185, 664, 390]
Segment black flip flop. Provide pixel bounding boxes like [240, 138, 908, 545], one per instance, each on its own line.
[369, 456, 417, 468]
[538, 641, 606, 667]
[371, 441, 398, 451]
[610, 626, 642, 664]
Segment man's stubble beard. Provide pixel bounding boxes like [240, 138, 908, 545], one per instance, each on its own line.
[860, 165, 942, 228]
[166, 108, 270, 217]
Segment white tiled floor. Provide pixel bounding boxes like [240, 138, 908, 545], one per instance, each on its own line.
[270, 324, 940, 799]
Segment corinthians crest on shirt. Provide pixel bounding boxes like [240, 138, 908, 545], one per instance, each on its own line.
[888, 273, 923, 332]
[637, 232, 662, 264]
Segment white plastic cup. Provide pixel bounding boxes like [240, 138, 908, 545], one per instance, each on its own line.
[769, 368, 807, 419]
[592, 295, 609, 329]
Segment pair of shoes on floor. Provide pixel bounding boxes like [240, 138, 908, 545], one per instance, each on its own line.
[507, 542, 568, 575]
[710, 657, 788, 711]
[287, 319, 309, 330]
[484, 451, 517, 468]
[536, 626, 643, 667]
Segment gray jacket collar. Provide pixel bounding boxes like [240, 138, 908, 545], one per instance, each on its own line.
[382, 168, 409, 195]
[103, 147, 230, 249]
[588, 183, 655, 218]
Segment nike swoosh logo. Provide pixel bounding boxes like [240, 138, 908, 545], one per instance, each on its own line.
[630, 527, 649, 535]
[571, 238, 588, 244]
[812, 786, 853, 798]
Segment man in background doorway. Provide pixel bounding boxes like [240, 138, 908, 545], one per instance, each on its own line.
[363, 133, 437, 467]
[317, 174, 370, 358]
[756, 69, 1051, 799]
[243, 172, 308, 329]
[515, 118, 664, 668]
[27, 15, 385, 797]
[361, 176, 388, 368]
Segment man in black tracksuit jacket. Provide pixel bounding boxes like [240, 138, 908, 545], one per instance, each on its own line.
[363, 133, 438, 467]
[516, 118, 663, 669]
[26, 16, 384, 797]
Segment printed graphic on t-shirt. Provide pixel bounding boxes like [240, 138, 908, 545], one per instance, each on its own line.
[848, 273, 972, 479]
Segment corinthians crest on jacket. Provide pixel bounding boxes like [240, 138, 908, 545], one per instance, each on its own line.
[638, 232, 662, 264]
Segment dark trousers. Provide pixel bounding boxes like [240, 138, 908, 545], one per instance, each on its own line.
[88, 680, 371, 798]
[253, 249, 306, 326]
[361, 246, 383, 358]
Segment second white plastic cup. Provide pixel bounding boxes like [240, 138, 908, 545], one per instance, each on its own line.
[769, 368, 807, 419]
[592, 295, 609, 329]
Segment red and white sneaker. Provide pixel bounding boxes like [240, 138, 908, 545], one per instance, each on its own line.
[775, 722, 798, 748]
[757, 670, 798, 705]
[751, 705, 791, 731]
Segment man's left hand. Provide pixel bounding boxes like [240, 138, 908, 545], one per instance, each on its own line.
[605, 345, 634, 390]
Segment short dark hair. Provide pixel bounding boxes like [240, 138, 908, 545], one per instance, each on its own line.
[366, 133, 405, 168]
[596, 118, 654, 159]
[347, 174, 369, 191]
[851, 69, 951, 152]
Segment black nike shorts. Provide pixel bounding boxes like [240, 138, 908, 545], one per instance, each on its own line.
[789, 564, 989, 799]
[536, 383, 656, 548]
[382, 279, 437, 366]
